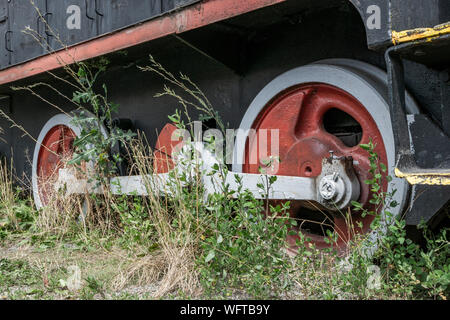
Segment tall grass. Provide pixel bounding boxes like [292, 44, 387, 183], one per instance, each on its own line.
[0, 159, 18, 229]
[111, 135, 202, 297]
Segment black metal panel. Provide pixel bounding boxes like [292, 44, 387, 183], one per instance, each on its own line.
[440, 0, 450, 22]
[350, 0, 450, 49]
[96, 0, 163, 34]
[349, 0, 391, 49]
[391, 0, 443, 31]
[441, 69, 450, 136]
[0, 0, 9, 69]
[95, 0, 199, 35]
[395, 34, 450, 69]
[46, 0, 98, 50]
[0, 0, 200, 70]
[406, 185, 450, 225]
[408, 114, 450, 169]
[8, 0, 47, 65]
[162, 0, 176, 12]
[163, 0, 199, 12]
[386, 43, 450, 226]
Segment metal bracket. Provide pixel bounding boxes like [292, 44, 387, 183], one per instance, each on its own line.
[385, 34, 450, 224]
[386, 38, 450, 186]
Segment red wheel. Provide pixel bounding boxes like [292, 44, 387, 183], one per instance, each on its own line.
[234, 60, 420, 254]
[153, 123, 184, 173]
[32, 114, 80, 209]
[243, 83, 387, 251]
[32, 112, 107, 209]
[37, 125, 77, 205]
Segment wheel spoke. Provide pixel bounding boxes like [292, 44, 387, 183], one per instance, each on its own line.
[154, 123, 184, 173]
[293, 86, 333, 139]
[244, 90, 308, 173]
[47, 129, 63, 154]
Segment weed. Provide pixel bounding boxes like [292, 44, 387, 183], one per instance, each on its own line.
[0, 160, 36, 238]
[197, 166, 294, 299]
[68, 60, 136, 185]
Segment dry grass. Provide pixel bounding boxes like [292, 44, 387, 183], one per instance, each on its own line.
[0, 129, 203, 298]
[111, 243, 199, 298]
[0, 238, 130, 298]
[109, 135, 202, 297]
[28, 133, 203, 297]
[0, 159, 17, 229]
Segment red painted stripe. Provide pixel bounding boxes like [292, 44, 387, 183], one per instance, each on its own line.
[0, 0, 285, 85]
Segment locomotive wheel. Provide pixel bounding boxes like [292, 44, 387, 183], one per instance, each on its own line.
[32, 112, 107, 210]
[233, 59, 420, 254]
[153, 123, 181, 173]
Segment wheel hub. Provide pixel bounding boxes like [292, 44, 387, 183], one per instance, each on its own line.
[284, 137, 332, 177]
[316, 155, 360, 212]
[319, 173, 342, 201]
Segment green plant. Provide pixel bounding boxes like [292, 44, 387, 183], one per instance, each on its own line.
[196, 163, 294, 298]
[0, 160, 35, 236]
[373, 220, 449, 299]
[0, 258, 40, 288]
[346, 140, 449, 300]
[68, 60, 136, 185]
[112, 194, 155, 248]
[84, 275, 106, 299]
[351, 139, 398, 231]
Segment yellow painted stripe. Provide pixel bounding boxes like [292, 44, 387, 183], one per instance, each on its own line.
[392, 23, 450, 45]
[395, 168, 450, 185]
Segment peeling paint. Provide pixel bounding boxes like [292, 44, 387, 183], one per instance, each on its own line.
[392, 22, 450, 45]
[395, 168, 450, 185]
